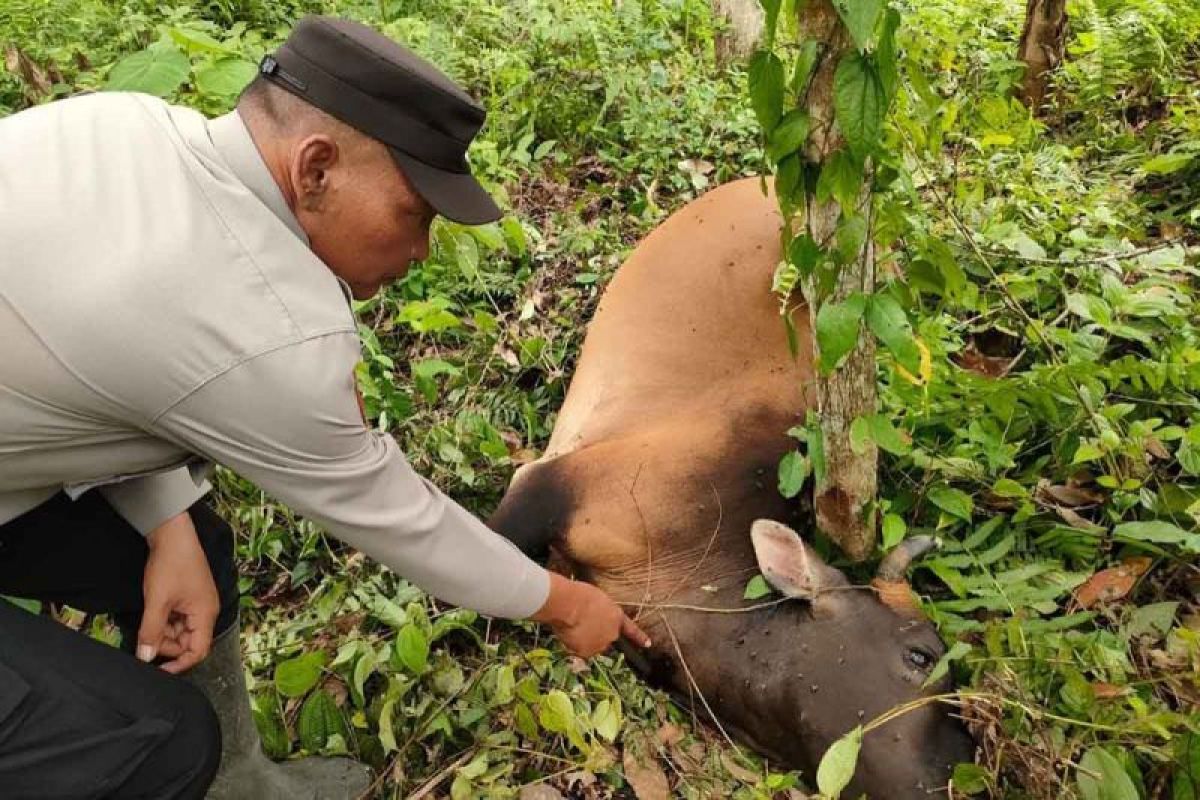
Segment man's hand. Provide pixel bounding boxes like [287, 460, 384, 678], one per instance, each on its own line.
[530, 573, 652, 659]
[138, 511, 219, 674]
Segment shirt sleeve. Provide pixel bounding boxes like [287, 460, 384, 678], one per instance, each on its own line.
[149, 332, 551, 620]
[97, 466, 211, 535]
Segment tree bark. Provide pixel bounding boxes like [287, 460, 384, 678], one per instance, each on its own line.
[796, 0, 878, 561]
[1016, 0, 1068, 112]
[711, 0, 763, 65]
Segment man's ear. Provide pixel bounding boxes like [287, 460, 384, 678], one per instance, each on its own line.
[291, 134, 339, 211]
[750, 519, 847, 600]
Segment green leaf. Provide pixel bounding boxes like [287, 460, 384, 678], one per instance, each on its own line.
[394, 624, 430, 674]
[1113, 521, 1200, 552]
[865, 413, 912, 455]
[1177, 427, 1200, 476]
[774, 153, 803, 208]
[834, 213, 868, 264]
[1073, 441, 1106, 464]
[537, 689, 577, 734]
[815, 293, 867, 374]
[832, 0, 883, 51]
[865, 293, 921, 374]
[882, 513, 907, 549]
[297, 690, 346, 753]
[778, 450, 811, 498]
[850, 415, 871, 456]
[760, 0, 781, 47]
[592, 698, 622, 742]
[991, 478, 1028, 498]
[1125, 601, 1179, 639]
[1174, 733, 1200, 800]
[951, 763, 990, 795]
[767, 109, 810, 163]
[378, 697, 398, 752]
[833, 53, 887, 157]
[1078, 747, 1139, 800]
[253, 703, 291, 759]
[193, 57, 256, 97]
[274, 652, 327, 698]
[815, 149, 863, 208]
[788, 234, 824, 279]
[1142, 152, 1194, 175]
[105, 46, 190, 97]
[876, 10, 901, 101]
[744, 574, 774, 600]
[808, 414, 827, 486]
[928, 486, 974, 521]
[168, 26, 234, 54]
[749, 50, 785, 133]
[816, 725, 863, 799]
[792, 39, 819, 94]
[924, 641, 971, 688]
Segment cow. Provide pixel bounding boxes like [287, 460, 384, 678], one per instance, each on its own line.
[489, 177, 975, 798]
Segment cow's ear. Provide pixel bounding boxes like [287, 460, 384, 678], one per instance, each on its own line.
[750, 519, 844, 600]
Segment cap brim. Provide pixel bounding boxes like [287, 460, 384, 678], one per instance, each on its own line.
[389, 149, 502, 226]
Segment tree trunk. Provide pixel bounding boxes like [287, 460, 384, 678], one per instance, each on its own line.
[1016, 0, 1068, 112]
[712, 0, 763, 65]
[797, 0, 878, 562]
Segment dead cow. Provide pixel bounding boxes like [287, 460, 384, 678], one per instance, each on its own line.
[490, 178, 975, 797]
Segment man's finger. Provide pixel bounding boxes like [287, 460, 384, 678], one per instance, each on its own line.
[620, 614, 652, 648]
[136, 599, 170, 663]
[185, 607, 216, 669]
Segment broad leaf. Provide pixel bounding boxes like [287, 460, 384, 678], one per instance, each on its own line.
[866, 293, 921, 374]
[833, 0, 883, 51]
[788, 234, 824, 278]
[106, 45, 190, 97]
[767, 109, 810, 163]
[815, 149, 863, 208]
[778, 450, 811, 498]
[274, 651, 327, 698]
[394, 624, 430, 674]
[834, 53, 886, 157]
[928, 485, 974, 521]
[816, 725, 863, 798]
[1113, 521, 1200, 552]
[744, 574, 774, 600]
[792, 39, 819, 94]
[1077, 747, 1139, 800]
[749, 50, 785, 133]
[815, 293, 867, 374]
[193, 57, 256, 97]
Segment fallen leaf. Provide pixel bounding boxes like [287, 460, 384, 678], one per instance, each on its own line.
[320, 676, 349, 707]
[1091, 682, 1129, 700]
[1074, 558, 1152, 609]
[953, 345, 1018, 378]
[1055, 505, 1105, 532]
[3, 46, 53, 97]
[623, 747, 670, 800]
[720, 752, 760, 784]
[1144, 436, 1171, 460]
[518, 785, 564, 800]
[656, 723, 684, 747]
[1036, 480, 1104, 508]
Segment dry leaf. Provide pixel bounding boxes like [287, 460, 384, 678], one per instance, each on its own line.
[1091, 682, 1129, 700]
[1036, 481, 1104, 508]
[3, 46, 52, 97]
[1073, 558, 1152, 609]
[953, 345, 1018, 378]
[320, 676, 349, 707]
[623, 746, 670, 800]
[656, 723, 684, 747]
[1055, 505, 1105, 532]
[519, 786, 564, 800]
[1144, 436, 1171, 460]
[720, 752, 760, 784]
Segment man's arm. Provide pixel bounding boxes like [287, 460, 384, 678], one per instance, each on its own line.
[150, 332, 550, 619]
[97, 466, 209, 536]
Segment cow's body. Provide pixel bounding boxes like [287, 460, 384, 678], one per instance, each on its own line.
[491, 178, 973, 797]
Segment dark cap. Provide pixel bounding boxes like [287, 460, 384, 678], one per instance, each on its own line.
[259, 15, 501, 225]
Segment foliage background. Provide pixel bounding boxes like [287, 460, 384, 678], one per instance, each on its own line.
[1, 0, 1198, 797]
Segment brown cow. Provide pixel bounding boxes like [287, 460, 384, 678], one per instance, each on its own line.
[490, 178, 974, 798]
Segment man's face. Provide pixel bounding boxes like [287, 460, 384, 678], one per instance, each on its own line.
[291, 135, 436, 300]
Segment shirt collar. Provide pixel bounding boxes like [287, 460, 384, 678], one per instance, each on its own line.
[208, 110, 309, 245]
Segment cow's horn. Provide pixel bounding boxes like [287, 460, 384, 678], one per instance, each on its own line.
[875, 536, 940, 582]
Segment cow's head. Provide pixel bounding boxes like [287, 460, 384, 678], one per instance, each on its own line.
[729, 520, 975, 798]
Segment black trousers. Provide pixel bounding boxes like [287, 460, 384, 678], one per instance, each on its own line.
[0, 491, 240, 799]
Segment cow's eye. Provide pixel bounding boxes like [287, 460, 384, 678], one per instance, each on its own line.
[906, 648, 935, 671]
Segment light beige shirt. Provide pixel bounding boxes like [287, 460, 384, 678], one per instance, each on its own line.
[0, 92, 549, 619]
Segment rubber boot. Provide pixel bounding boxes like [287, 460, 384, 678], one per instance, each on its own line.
[186, 622, 373, 800]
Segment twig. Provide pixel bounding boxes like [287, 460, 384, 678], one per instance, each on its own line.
[949, 236, 1193, 266]
[661, 617, 740, 752]
[661, 482, 724, 605]
[403, 747, 476, 800]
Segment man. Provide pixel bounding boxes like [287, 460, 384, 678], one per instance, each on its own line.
[0, 15, 650, 800]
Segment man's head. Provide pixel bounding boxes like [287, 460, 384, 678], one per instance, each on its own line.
[237, 16, 501, 299]
[239, 79, 435, 299]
